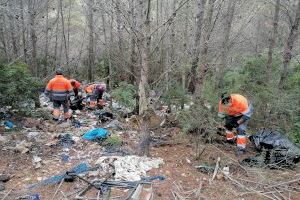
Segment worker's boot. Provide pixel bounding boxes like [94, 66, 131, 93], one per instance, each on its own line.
[226, 130, 235, 144]
[63, 110, 72, 121]
[53, 109, 60, 121]
[236, 133, 247, 154]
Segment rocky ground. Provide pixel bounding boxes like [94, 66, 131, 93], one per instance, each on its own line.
[0, 101, 299, 200]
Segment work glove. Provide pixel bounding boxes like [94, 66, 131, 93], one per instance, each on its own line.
[218, 113, 226, 119]
[70, 96, 75, 101]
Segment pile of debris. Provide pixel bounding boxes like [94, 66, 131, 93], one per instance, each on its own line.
[243, 129, 300, 168]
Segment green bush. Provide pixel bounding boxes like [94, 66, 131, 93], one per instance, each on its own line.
[0, 62, 42, 112]
[111, 82, 136, 109]
[105, 134, 123, 147]
[184, 55, 300, 142]
[161, 80, 190, 108]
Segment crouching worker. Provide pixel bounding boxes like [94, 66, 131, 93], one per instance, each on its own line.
[218, 93, 254, 154]
[84, 83, 106, 109]
[70, 79, 82, 99]
[45, 69, 74, 121]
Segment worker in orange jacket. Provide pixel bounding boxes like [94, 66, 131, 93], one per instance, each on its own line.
[45, 69, 74, 121]
[84, 83, 106, 108]
[70, 79, 82, 98]
[218, 93, 254, 154]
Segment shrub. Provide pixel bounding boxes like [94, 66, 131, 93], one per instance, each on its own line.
[111, 82, 136, 109]
[104, 134, 123, 147]
[161, 80, 190, 109]
[0, 62, 42, 113]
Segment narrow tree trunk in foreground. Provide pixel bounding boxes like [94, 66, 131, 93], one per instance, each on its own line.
[266, 0, 280, 82]
[279, 0, 300, 88]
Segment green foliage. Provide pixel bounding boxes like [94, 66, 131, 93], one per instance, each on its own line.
[111, 82, 136, 109]
[0, 62, 42, 112]
[180, 55, 299, 142]
[162, 81, 190, 107]
[199, 55, 300, 142]
[105, 134, 123, 147]
[178, 104, 217, 134]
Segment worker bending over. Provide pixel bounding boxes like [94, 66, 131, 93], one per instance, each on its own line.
[45, 69, 74, 121]
[218, 93, 254, 154]
[70, 79, 82, 99]
[84, 83, 107, 108]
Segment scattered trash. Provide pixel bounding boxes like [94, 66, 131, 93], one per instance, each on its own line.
[15, 141, 32, 154]
[141, 175, 165, 182]
[27, 132, 41, 140]
[72, 119, 81, 128]
[96, 155, 164, 181]
[95, 110, 114, 122]
[82, 128, 109, 141]
[61, 153, 70, 162]
[194, 164, 215, 174]
[0, 135, 8, 143]
[222, 166, 230, 177]
[244, 129, 300, 168]
[57, 133, 75, 148]
[0, 182, 5, 191]
[28, 163, 89, 188]
[33, 156, 42, 163]
[104, 120, 123, 130]
[16, 193, 41, 200]
[70, 98, 84, 110]
[4, 121, 14, 129]
[32, 156, 42, 169]
[0, 174, 10, 182]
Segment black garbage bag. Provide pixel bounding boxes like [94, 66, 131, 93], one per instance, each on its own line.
[243, 129, 300, 169]
[70, 98, 84, 110]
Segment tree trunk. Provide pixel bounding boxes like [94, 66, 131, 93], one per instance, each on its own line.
[28, 0, 38, 76]
[217, 0, 236, 88]
[8, 0, 19, 59]
[20, 0, 27, 63]
[278, 0, 300, 88]
[109, 2, 114, 90]
[129, 0, 137, 86]
[67, 0, 72, 74]
[54, 1, 60, 66]
[0, 10, 8, 60]
[44, 0, 49, 76]
[87, 0, 95, 82]
[115, 0, 125, 77]
[102, 9, 113, 94]
[60, 0, 70, 76]
[266, 0, 280, 82]
[188, 0, 206, 93]
[194, 0, 215, 103]
[181, 0, 190, 109]
[137, 0, 151, 156]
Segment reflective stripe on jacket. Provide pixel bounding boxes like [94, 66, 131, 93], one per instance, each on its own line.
[218, 94, 253, 117]
[45, 75, 73, 101]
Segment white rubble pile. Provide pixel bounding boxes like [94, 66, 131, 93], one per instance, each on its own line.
[96, 155, 164, 181]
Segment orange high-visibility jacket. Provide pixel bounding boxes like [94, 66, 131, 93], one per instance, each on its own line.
[45, 75, 73, 101]
[218, 94, 249, 117]
[85, 84, 96, 94]
[70, 79, 81, 89]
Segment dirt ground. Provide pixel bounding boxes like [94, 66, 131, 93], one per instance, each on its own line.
[0, 110, 300, 200]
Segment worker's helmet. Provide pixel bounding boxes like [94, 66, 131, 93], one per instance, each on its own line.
[56, 68, 63, 75]
[221, 92, 231, 105]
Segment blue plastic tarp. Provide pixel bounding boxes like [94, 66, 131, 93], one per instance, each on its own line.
[82, 128, 109, 141]
[28, 163, 89, 189]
